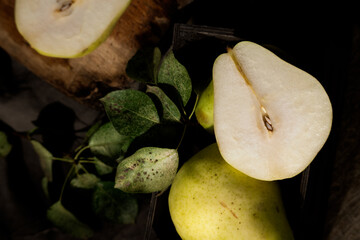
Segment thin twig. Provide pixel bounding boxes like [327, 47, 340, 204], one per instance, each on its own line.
[143, 192, 158, 240]
[176, 124, 188, 151]
[52, 157, 74, 163]
[74, 164, 80, 177]
[74, 145, 91, 160]
[78, 164, 89, 174]
[78, 160, 96, 164]
[59, 165, 75, 202]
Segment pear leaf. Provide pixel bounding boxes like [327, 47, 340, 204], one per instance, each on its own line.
[47, 201, 94, 239]
[31, 140, 53, 182]
[126, 47, 161, 84]
[115, 147, 179, 193]
[0, 131, 12, 157]
[101, 89, 160, 137]
[94, 158, 114, 175]
[147, 85, 182, 123]
[92, 181, 138, 224]
[158, 50, 192, 106]
[89, 122, 134, 166]
[70, 173, 100, 189]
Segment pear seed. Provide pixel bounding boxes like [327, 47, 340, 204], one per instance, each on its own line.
[263, 114, 273, 132]
[55, 0, 75, 16]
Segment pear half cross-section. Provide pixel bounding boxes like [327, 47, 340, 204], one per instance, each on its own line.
[213, 41, 332, 181]
[15, 0, 132, 58]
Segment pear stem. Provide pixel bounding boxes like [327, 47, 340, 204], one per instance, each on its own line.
[188, 93, 199, 120]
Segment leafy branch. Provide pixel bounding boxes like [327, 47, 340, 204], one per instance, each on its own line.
[21, 45, 200, 239]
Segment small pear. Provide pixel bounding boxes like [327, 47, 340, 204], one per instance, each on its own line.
[15, 0, 131, 58]
[195, 80, 214, 133]
[213, 41, 332, 180]
[169, 143, 294, 240]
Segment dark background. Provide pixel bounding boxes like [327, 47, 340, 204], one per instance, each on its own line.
[1, 1, 359, 239]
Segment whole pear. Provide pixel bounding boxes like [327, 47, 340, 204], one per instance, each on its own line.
[195, 80, 214, 133]
[168, 143, 294, 240]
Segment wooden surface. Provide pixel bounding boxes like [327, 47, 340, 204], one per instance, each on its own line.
[0, 0, 177, 106]
[324, 25, 360, 240]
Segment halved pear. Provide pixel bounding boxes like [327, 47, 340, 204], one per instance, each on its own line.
[15, 0, 132, 58]
[213, 41, 332, 181]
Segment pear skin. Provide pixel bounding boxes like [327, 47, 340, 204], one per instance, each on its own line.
[169, 143, 294, 240]
[195, 80, 214, 133]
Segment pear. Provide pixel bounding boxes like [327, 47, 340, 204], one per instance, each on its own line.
[195, 80, 214, 133]
[213, 41, 332, 181]
[169, 143, 294, 240]
[15, 0, 132, 58]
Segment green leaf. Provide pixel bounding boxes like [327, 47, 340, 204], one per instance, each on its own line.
[126, 47, 161, 84]
[101, 89, 160, 137]
[115, 147, 179, 193]
[47, 201, 94, 239]
[147, 85, 182, 123]
[94, 158, 114, 175]
[31, 140, 53, 182]
[92, 181, 138, 224]
[89, 122, 134, 166]
[0, 131, 12, 157]
[70, 173, 100, 189]
[158, 50, 192, 106]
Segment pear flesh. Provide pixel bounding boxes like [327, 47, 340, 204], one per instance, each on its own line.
[15, 0, 131, 58]
[169, 143, 294, 240]
[213, 41, 332, 181]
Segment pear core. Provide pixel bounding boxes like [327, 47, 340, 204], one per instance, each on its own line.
[169, 143, 294, 240]
[15, 0, 132, 58]
[213, 41, 332, 181]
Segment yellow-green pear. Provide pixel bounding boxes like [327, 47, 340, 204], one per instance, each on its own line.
[168, 143, 294, 240]
[15, 0, 132, 58]
[195, 80, 214, 133]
